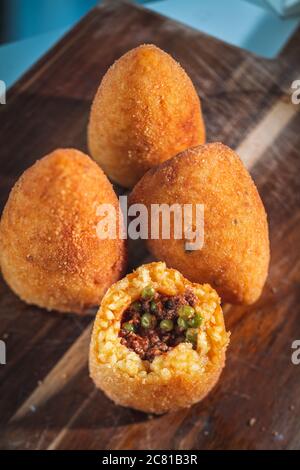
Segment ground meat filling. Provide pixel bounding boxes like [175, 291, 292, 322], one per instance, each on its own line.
[119, 286, 202, 361]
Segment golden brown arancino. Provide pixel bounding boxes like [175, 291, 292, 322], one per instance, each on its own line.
[0, 148, 127, 313]
[89, 262, 229, 414]
[88, 44, 205, 188]
[129, 143, 270, 305]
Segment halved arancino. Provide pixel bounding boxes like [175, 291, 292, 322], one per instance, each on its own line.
[89, 262, 230, 414]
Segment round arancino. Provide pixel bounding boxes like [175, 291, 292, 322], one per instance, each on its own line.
[0, 148, 127, 313]
[88, 44, 205, 188]
[129, 143, 270, 305]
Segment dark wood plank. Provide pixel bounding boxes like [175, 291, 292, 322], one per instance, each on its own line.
[0, 0, 300, 450]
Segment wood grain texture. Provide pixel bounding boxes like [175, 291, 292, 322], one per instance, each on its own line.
[0, 0, 300, 450]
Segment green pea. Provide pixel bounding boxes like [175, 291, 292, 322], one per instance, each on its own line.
[178, 305, 195, 320]
[141, 313, 153, 329]
[141, 285, 155, 300]
[177, 317, 188, 330]
[188, 313, 203, 328]
[131, 301, 142, 311]
[123, 322, 135, 333]
[160, 319, 174, 332]
[150, 300, 157, 313]
[185, 328, 198, 345]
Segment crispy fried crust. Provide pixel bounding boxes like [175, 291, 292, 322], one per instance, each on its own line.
[0, 148, 127, 313]
[129, 143, 270, 305]
[88, 44, 205, 188]
[89, 262, 229, 414]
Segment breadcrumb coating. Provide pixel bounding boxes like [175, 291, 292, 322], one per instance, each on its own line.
[89, 262, 229, 414]
[0, 148, 127, 313]
[88, 44, 205, 188]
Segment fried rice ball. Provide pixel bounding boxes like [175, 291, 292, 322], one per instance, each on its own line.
[130, 143, 270, 305]
[88, 44, 205, 188]
[89, 262, 229, 414]
[0, 148, 126, 314]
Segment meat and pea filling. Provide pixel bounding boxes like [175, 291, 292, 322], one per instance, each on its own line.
[119, 286, 203, 361]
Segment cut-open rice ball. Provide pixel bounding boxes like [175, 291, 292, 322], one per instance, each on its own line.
[89, 262, 230, 414]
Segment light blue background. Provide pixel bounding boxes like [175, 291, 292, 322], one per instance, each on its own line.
[0, 0, 299, 89]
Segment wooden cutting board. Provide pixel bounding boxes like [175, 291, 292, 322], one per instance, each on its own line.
[0, 0, 300, 450]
